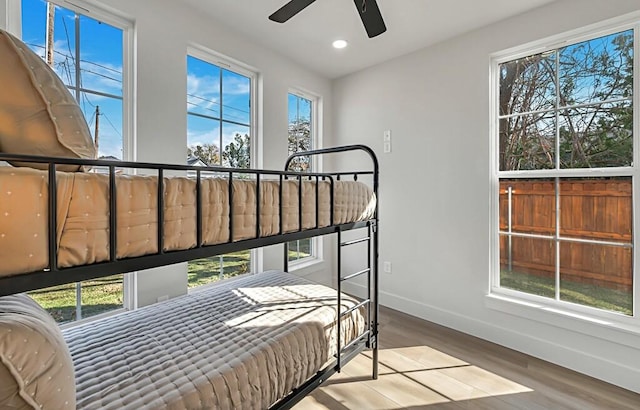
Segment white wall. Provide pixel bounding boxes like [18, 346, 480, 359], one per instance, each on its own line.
[332, 0, 640, 393]
[70, 0, 336, 305]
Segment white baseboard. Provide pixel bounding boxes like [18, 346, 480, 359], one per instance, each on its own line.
[342, 282, 640, 394]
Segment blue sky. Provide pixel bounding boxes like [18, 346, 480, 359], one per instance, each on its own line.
[186, 55, 251, 158]
[22, 0, 312, 163]
[22, 0, 124, 159]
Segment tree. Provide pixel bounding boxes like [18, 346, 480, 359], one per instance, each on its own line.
[287, 119, 311, 171]
[499, 30, 633, 171]
[187, 143, 219, 166]
[222, 133, 250, 169]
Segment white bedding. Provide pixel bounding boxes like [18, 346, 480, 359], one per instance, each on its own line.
[62, 271, 366, 409]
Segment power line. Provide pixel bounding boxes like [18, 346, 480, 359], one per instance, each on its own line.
[101, 111, 122, 138]
[187, 92, 250, 115]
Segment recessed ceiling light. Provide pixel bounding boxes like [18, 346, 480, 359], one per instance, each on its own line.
[332, 40, 348, 49]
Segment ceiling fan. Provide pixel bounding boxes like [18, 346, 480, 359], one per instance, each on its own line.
[269, 0, 387, 38]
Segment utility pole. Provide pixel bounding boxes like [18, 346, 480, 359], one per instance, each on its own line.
[45, 3, 55, 67]
[94, 106, 100, 157]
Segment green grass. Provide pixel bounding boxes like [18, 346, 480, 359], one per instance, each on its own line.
[288, 239, 312, 261]
[187, 250, 251, 288]
[501, 270, 632, 316]
[27, 239, 315, 324]
[28, 275, 124, 323]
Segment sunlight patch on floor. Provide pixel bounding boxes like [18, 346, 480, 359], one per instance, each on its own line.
[295, 346, 533, 409]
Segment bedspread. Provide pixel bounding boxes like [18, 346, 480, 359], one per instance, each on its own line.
[63, 270, 366, 409]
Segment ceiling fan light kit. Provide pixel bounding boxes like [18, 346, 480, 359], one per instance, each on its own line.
[269, 0, 387, 38]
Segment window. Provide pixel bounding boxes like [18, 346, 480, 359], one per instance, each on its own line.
[21, 0, 131, 323]
[493, 25, 636, 317]
[186, 50, 254, 288]
[287, 92, 317, 263]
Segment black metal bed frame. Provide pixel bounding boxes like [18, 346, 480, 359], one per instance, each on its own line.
[0, 144, 379, 409]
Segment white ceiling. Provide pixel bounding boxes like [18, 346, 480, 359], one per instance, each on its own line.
[181, 0, 557, 79]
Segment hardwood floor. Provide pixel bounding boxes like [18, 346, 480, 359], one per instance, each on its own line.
[295, 307, 640, 409]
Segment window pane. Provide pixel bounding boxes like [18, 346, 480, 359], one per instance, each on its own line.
[496, 29, 635, 315]
[287, 94, 315, 263]
[22, 0, 127, 323]
[28, 283, 77, 323]
[559, 30, 634, 106]
[499, 51, 556, 116]
[559, 177, 632, 243]
[79, 14, 123, 96]
[21, 0, 47, 59]
[187, 55, 221, 118]
[222, 123, 250, 168]
[288, 239, 312, 261]
[187, 115, 220, 165]
[288, 94, 313, 172]
[499, 113, 555, 171]
[187, 56, 253, 286]
[499, 179, 555, 236]
[81, 93, 123, 159]
[222, 69, 251, 125]
[188, 251, 251, 288]
[22, 0, 77, 86]
[81, 274, 124, 319]
[560, 242, 632, 315]
[559, 102, 632, 168]
[500, 235, 555, 299]
[297, 239, 311, 258]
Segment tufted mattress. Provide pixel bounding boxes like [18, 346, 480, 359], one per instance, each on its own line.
[62, 270, 366, 410]
[0, 167, 375, 277]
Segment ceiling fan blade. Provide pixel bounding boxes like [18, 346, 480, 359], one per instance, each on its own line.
[269, 0, 317, 23]
[353, 0, 387, 38]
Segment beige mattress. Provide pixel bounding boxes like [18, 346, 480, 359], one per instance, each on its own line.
[62, 270, 366, 410]
[0, 167, 375, 277]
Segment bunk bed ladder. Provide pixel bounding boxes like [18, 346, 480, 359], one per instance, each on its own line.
[336, 222, 377, 378]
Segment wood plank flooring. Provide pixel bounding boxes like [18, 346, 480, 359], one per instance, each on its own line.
[294, 307, 640, 409]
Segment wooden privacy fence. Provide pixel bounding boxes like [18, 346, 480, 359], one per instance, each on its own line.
[499, 179, 633, 291]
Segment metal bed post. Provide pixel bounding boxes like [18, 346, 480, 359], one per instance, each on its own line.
[372, 218, 379, 379]
[109, 165, 117, 262]
[47, 163, 58, 272]
[336, 228, 342, 372]
[284, 144, 380, 381]
[157, 169, 164, 254]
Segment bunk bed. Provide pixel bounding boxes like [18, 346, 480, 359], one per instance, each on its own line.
[0, 146, 380, 409]
[0, 27, 379, 408]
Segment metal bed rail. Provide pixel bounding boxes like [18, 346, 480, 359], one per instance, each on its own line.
[0, 149, 373, 296]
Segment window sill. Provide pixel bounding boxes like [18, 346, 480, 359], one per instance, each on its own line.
[59, 307, 127, 330]
[288, 257, 325, 276]
[485, 292, 640, 349]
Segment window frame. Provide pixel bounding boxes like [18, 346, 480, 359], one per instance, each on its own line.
[16, 0, 135, 322]
[489, 13, 640, 327]
[186, 45, 259, 285]
[187, 44, 258, 167]
[287, 89, 323, 268]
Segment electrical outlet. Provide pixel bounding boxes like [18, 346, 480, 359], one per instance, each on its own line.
[383, 261, 392, 274]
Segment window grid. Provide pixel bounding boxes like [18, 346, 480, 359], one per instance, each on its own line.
[22, 0, 129, 323]
[288, 92, 315, 263]
[493, 23, 637, 318]
[186, 52, 254, 286]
